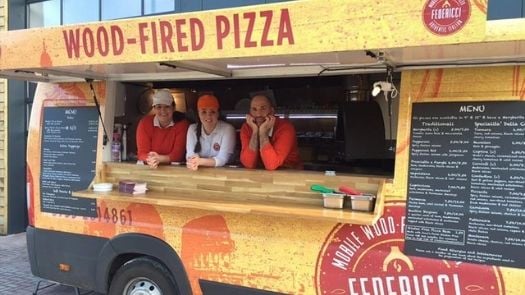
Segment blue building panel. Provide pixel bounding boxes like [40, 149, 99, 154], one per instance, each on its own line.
[203, 0, 266, 10]
[180, 0, 290, 13]
[488, 0, 524, 20]
[180, 0, 202, 12]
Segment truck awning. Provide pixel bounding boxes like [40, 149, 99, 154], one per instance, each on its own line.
[0, 0, 524, 82]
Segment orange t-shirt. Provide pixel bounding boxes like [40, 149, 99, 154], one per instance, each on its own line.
[240, 117, 302, 170]
[136, 115, 190, 162]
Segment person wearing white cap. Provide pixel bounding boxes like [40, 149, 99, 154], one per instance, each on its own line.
[136, 89, 190, 168]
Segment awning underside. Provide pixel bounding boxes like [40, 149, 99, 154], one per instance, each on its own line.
[2, 41, 525, 82]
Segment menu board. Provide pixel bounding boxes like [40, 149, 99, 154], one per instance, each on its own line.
[40, 107, 98, 217]
[405, 101, 525, 269]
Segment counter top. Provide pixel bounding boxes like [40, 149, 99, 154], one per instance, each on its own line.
[76, 162, 386, 224]
[73, 188, 383, 224]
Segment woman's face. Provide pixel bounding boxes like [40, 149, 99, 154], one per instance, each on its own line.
[153, 104, 174, 126]
[198, 107, 219, 130]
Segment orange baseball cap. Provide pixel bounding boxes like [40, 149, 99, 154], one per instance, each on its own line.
[197, 94, 220, 110]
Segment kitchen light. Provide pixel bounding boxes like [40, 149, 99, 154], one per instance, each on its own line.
[371, 81, 393, 97]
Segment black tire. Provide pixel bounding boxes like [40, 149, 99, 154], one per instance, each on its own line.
[108, 257, 179, 295]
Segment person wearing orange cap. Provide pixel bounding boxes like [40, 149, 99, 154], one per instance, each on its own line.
[240, 94, 302, 170]
[136, 89, 190, 168]
[186, 94, 236, 170]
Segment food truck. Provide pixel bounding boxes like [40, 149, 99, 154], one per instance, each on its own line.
[0, 0, 524, 294]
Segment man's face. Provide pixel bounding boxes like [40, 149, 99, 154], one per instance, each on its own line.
[249, 96, 274, 126]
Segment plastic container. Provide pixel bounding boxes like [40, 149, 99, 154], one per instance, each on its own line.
[93, 183, 113, 192]
[111, 133, 121, 162]
[349, 194, 376, 212]
[322, 193, 345, 209]
[121, 125, 128, 161]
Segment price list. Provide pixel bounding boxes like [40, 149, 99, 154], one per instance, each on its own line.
[404, 102, 525, 268]
[40, 107, 98, 216]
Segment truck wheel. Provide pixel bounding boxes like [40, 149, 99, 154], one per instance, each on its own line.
[108, 257, 178, 295]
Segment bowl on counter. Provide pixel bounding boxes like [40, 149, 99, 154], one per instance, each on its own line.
[322, 193, 345, 209]
[349, 194, 376, 212]
[93, 182, 113, 192]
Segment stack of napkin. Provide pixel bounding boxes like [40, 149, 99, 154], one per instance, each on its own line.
[118, 180, 147, 195]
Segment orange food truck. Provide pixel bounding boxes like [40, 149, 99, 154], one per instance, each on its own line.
[0, 0, 524, 294]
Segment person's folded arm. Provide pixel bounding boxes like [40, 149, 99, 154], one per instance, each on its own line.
[198, 157, 217, 167]
[136, 118, 152, 161]
[169, 120, 190, 162]
[240, 123, 259, 168]
[154, 154, 171, 165]
[213, 123, 236, 167]
[260, 124, 296, 171]
[185, 124, 198, 160]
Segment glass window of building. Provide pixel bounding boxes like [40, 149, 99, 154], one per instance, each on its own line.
[487, 0, 525, 20]
[102, 0, 142, 20]
[180, 0, 202, 12]
[144, 0, 175, 14]
[63, 0, 100, 24]
[28, 0, 61, 28]
[203, 0, 265, 10]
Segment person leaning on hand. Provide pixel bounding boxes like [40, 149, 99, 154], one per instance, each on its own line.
[240, 94, 302, 170]
[186, 94, 236, 171]
[136, 89, 190, 168]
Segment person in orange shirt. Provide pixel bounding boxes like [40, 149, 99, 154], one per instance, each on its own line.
[136, 89, 190, 168]
[240, 94, 302, 170]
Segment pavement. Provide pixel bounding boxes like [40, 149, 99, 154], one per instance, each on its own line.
[0, 233, 101, 295]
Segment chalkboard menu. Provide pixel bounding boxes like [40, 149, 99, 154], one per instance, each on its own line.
[405, 101, 525, 269]
[40, 107, 98, 217]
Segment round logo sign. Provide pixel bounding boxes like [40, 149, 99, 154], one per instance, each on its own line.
[422, 0, 471, 36]
[213, 142, 221, 151]
[315, 203, 503, 295]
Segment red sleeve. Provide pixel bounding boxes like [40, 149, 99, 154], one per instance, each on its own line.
[260, 122, 296, 171]
[240, 123, 258, 169]
[169, 119, 190, 162]
[136, 116, 152, 161]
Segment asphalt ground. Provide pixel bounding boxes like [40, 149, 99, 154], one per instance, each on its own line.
[0, 233, 101, 295]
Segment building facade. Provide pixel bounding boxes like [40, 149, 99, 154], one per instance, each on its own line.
[0, 0, 8, 234]
[0, 0, 6, 234]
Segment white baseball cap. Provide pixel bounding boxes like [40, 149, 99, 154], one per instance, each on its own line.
[152, 89, 174, 106]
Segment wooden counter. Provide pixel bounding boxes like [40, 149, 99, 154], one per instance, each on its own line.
[73, 163, 388, 225]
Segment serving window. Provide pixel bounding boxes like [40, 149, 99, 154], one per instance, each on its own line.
[113, 73, 399, 177]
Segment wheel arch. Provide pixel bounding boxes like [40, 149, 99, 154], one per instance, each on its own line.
[96, 233, 192, 295]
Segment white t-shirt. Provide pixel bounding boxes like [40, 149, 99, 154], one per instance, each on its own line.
[186, 120, 236, 167]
